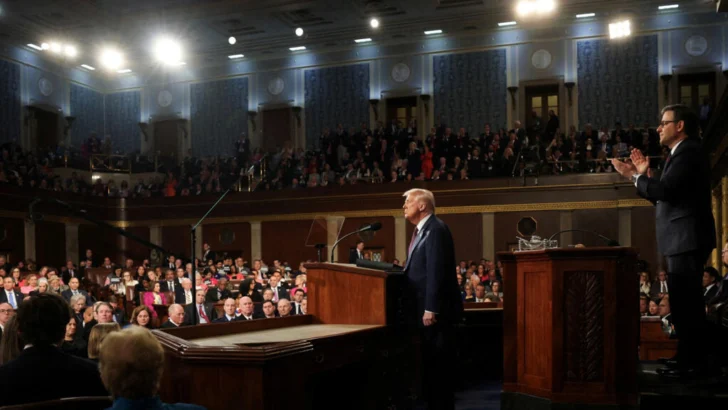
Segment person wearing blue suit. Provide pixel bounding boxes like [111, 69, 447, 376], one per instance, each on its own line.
[402, 188, 462, 410]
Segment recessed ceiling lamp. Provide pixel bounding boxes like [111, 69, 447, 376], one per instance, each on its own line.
[100, 49, 124, 70]
[370, 18, 380, 29]
[228, 54, 244, 59]
[498, 21, 517, 27]
[658, 4, 679, 10]
[153, 37, 183, 65]
[424, 29, 443, 35]
[228, 36, 236, 45]
[354, 38, 372, 43]
[576, 13, 596, 18]
[289, 46, 306, 51]
[295, 27, 304, 37]
[609, 20, 631, 39]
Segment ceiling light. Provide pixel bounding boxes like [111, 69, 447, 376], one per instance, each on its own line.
[576, 13, 595, 18]
[295, 27, 304, 37]
[658, 4, 679, 10]
[370, 18, 380, 29]
[516, 0, 557, 17]
[228, 54, 244, 59]
[64, 45, 77, 58]
[28, 44, 43, 51]
[498, 21, 518, 27]
[289, 46, 306, 51]
[153, 37, 183, 65]
[424, 29, 443, 35]
[176, 62, 187, 66]
[80, 64, 96, 71]
[609, 20, 631, 39]
[354, 38, 372, 43]
[41, 43, 50, 50]
[100, 49, 124, 70]
[117, 69, 132, 74]
[228, 36, 236, 45]
[49, 42, 62, 53]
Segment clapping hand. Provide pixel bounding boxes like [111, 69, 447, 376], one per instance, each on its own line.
[609, 157, 637, 178]
[630, 149, 649, 175]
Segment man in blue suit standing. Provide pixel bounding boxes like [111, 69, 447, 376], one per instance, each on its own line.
[402, 188, 463, 409]
[611, 104, 716, 378]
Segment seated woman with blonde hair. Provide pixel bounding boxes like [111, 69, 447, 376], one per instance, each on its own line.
[87, 322, 121, 363]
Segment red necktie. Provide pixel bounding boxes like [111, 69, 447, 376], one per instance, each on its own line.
[198, 305, 209, 322]
[408, 227, 419, 255]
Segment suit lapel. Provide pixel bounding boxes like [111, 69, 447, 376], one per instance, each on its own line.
[661, 139, 689, 178]
[404, 216, 435, 271]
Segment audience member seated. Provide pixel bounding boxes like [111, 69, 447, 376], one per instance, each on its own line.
[176, 278, 194, 305]
[183, 289, 218, 325]
[129, 305, 155, 329]
[291, 289, 305, 315]
[161, 304, 185, 328]
[144, 282, 168, 317]
[205, 277, 232, 303]
[87, 322, 121, 363]
[236, 296, 261, 320]
[0, 315, 20, 365]
[301, 298, 308, 315]
[238, 278, 262, 302]
[261, 300, 278, 318]
[0, 276, 23, 309]
[0, 301, 13, 338]
[0, 293, 108, 406]
[98, 326, 207, 410]
[83, 301, 115, 341]
[61, 317, 87, 358]
[277, 298, 293, 318]
[213, 298, 238, 322]
[61, 277, 92, 305]
[703, 267, 721, 303]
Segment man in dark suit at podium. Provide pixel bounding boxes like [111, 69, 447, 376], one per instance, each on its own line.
[349, 240, 365, 263]
[402, 188, 462, 409]
[611, 104, 716, 377]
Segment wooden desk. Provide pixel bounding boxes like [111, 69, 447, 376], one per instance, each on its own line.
[154, 263, 415, 410]
[639, 317, 677, 361]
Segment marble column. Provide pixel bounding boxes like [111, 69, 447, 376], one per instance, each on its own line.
[250, 221, 262, 261]
[65, 223, 80, 264]
[394, 216, 407, 263]
[482, 212, 495, 261]
[618, 208, 632, 247]
[24, 220, 36, 262]
[711, 187, 721, 270]
[559, 211, 573, 246]
[326, 216, 346, 263]
[195, 225, 204, 260]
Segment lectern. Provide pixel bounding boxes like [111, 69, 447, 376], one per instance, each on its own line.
[153, 263, 414, 410]
[498, 247, 639, 409]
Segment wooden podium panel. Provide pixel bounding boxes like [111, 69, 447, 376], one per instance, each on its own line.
[499, 247, 639, 408]
[153, 263, 415, 410]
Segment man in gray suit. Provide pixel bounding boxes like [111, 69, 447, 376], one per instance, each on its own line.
[611, 104, 716, 377]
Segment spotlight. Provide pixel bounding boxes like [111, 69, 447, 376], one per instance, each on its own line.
[370, 18, 380, 29]
[295, 27, 304, 37]
[498, 21, 518, 27]
[228, 36, 236, 45]
[576, 13, 596, 19]
[64, 45, 77, 58]
[41, 43, 50, 50]
[516, 0, 557, 17]
[49, 42, 62, 53]
[100, 49, 124, 70]
[228, 54, 245, 59]
[609, 20, 631, 39]
[354, 38, 372, 43]
[424, 29, 443, 35]
[289, 46, 306, 51]
[658, 4, 679, 10]
[28, 44, 43, 51]
[154, 37, 182, 65]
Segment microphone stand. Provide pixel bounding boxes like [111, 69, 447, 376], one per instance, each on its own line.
[189, 188, 231, 325]
[331, 229, 364, 263]
[547, 229, 620, 247]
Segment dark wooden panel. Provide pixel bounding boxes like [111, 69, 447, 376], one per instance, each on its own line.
[162, 225, 191, 260]
[631, 207, 658, 272]
[203, 222, 251, 261]
[34, 221, 66, 267]
[336, 217, 394, 263]
[261, 220, 318, 265]
[0, 217, 25, 265]
[494, 211, 560, 255]
[79, 225, 118, 265]
[572, 209, 619, 247]
[440, 214, 483, 262]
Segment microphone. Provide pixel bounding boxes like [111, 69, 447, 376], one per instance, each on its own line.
[331, 221, 382, 263]
[547, 229, 620, 247]
[358, 222, 382, 232]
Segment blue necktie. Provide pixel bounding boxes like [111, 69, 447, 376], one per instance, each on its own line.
[8, 291, 16, 309]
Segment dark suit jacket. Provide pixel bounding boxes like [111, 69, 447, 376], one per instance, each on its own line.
[0, 346, 107, 406]
[636, 138, 716, 257]
[202, 250, 217, 263]
[61, 289, 92, 305]
[704, 284, 719, 303]
[235, 312, 263, 321]
[160, 320, 182, 329]
[403, 215, 463, 326]
[175, 288, 193, 305]
[349, 249, 363, 264]
[183, 303, 218, 325]
[205, 287, 232, 303]
[0, 289, 23, 307]
[61, 269, 83, 285]
[112, 308, 128, 327]
[213, 315, 237, 323]
[160, 280, 179, 293]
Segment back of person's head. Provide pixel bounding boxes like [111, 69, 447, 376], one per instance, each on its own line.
[0, 315, 22, 365]
[88, 322, 121, 359]
[99, 326, 164, 399]
[16, 293, 71, 346]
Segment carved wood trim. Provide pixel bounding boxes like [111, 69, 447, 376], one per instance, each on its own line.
[564, 270, 604, 382]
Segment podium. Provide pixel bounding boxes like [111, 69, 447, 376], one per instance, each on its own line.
[498, 247, 639, 409]
[153, 263, 413, 410]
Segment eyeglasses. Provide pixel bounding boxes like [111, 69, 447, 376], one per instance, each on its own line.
[658, 120, 678, 127]
[0, 309, 13, 314]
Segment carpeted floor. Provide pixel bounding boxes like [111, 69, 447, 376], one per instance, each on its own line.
[455, 380, 502, 410]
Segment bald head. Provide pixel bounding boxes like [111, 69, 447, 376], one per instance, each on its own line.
[239, 296, 254, 316]
[167, 304, 184, 325]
